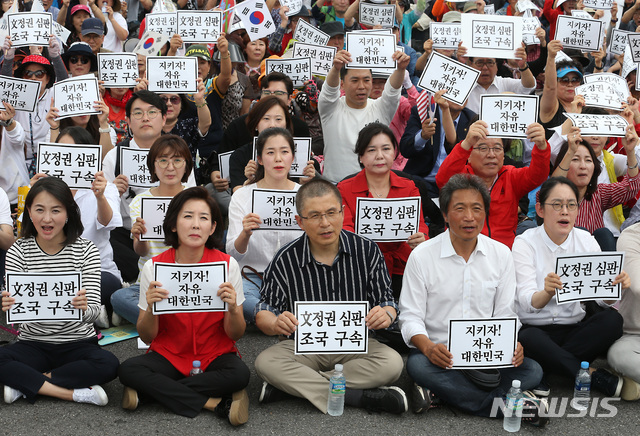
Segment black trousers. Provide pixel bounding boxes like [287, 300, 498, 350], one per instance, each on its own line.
[518, 310, 623, 378]
[118, 351, 250, 418]
[109, 227, 140, 284]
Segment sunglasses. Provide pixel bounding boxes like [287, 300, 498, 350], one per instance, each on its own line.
[23, 70, 47, 79]
[161, 96, 181, 105]
[70, 56, 90, 65]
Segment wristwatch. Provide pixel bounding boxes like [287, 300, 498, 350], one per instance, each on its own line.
[0, 118, 13, 127]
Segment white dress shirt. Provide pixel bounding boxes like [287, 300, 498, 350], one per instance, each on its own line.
[466, 76, 535, 114]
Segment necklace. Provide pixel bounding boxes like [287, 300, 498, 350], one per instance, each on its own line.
[369, 186, 387, 198]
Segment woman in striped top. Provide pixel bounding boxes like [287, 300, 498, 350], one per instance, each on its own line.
[0, 177, 119, 406]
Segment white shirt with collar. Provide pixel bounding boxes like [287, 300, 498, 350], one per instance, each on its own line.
[466, 75, 535, 114]
[512, 225, 602, 326]
[399, 229, 518, 348]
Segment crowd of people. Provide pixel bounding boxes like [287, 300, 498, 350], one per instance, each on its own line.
[2, 0, 640, 428]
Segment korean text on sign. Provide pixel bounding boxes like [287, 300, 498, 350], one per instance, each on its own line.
[53, 75, 101, 120]
[119, 147, 157, 188]
[555, 15, 603, 52]
[430, 23, 461, 50]
[146, 56, 198, 93]
[461, 14, 523, 59]
[37, 143, 102, 190]
[345, 33, 396, 70]
[355, 197, 421, 242]
[417, 51, 480, 106]
[358, 3, 396, 27]
[448, 318, 517, 369]
[251, 188, 299, 230]
[564, 113, 629, 137]
[293, 19, 330, 46]
[555, 252, 624, 304]
[139, 197, 172, 241]
[98, 53, 140, 88]
[0, 76, 41, 112]
[480, 94, 539, 139]
[7, 12, 52, 47]
[177, 11, 222, 43]
[291, 42, 336, 77]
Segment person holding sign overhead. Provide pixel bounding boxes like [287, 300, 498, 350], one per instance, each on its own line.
[513, 177, 629, 398]
[118, 186, 250, 425]
[0, 177, 119, 406]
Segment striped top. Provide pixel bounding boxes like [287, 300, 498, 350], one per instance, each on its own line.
[257, 230, 397, 336]
[5, 237, 101, 343]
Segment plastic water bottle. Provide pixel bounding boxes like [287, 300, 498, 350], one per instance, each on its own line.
[572, 361, 591, 411]
[102, 3, 107, 13]
[189, 360, 203, 376]
[503, 380, 523, 432]
[327, 364, 345, 416]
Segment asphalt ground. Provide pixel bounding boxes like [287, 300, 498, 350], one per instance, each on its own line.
[0, 322, 639, 436]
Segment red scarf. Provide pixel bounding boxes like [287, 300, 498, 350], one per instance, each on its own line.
[103, 89, 133, 109]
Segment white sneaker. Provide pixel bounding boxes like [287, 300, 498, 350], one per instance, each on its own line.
[73, 385, 108, 406]
[111, 312, 124, 327]
[4, 385, 24, 404]
[95, 305, 109, 329]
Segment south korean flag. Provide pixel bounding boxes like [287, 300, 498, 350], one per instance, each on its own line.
[236, 0, 276, 40]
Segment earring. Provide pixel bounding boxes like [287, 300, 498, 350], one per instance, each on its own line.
[65, 218, 68, 224]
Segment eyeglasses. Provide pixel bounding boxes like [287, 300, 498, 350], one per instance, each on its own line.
[299, 208, 343, 223]
[69, 56, 90, 65]
[473, 145, 504, 154]
[558, 77, 581, 85]
[161, 96, 181, 105]
[473, 60, 496, 68]
[261, 90, 288, 96]
[545, 201, 578, 211]
[23, 70, 47, 79]
[156, 158, 186, 169]
[130, 109, 161, 120]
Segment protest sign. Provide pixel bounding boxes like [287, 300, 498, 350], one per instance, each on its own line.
[251, 188, 299, 230]
[280, 0, 302, 16]
[265, 57, 312, 87]
[293, 19, 330, 46]
[555, 252, 624, 304]
[575, 82, 624, 111]
[484, 3, 495, 14]
[98, 53, 139, 88]
[292, 42, 336, 76]
[417, 51, 480, 105]
[583, 72, 630, 104]
[582, 0, 614, 9]
[139, 197, 172, 241]
[53, 22, 71, 44]
[0, 77, 41, 112]
[522, 15, 541, 45]
[119, 147, 157, 188]
[53, 75, 101, 120]
[177, 11, 222, 43]
[430, 22, 462, 50]
[37, 143, 102, 189]
[235, 0, 276, 40]
[570, 9, 592, 19]
[146, 12, 178, 36]
[480, 94, 539, 138]
[152, 262, 227, 314]
[146, 56, 198, 93]
[461, 14, 523, 59]
[290, 137, 312, 177]
[564, 113, 629, 137]
[610, 28, 631, 55]
[355, 197, 421, 242]
[295, 301, 369, 354]
[555, 15, 603, 52]
[628, 33, 640, 62]
[7, 12, 52, 47]
[448, 318, 517, 369]
[218, 150, 233, 180]
[358, 3, 396, 27]
[6, 272, 81, 324]
[345, 33, 396, 69]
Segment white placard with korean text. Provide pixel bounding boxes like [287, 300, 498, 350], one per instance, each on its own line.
[345, 32, 396, 70]
[0, 77, 41, 112]
[119, 147, 157, 188]
[265, 57, 312, 88]
[293, 19, 330, 46]
[522, 15, 541, 46]
[251, 188, 298, 230]
[484, 3, 495, 14]
[627, 33, 640, 62]
[98, 53, 140, 88]
[295, 301, 369, 354]
[582, 0, 614, 9]
[448, 318, 517, 369]
[480, 94, 539, 139]
[152, 262, 228, 314]
[430, 23, 461, 50]
[52, 75, 101, 120]
[461, 14, 523, 60]
[555, 252, 624, 304]
[583, 72, 630, 104]
[147, 57, 198, 93]
[290, 137, 312, 177]
[6, 272, 82, 324]
[177, 11, 222, 44]
[417, 51, 480, 106]
[564, 113, 629, 137]
[7, 12, 52, 47]
[53, 21, 71, 43]
[555, 15, 603, 52]
[358, 3, 396, 28]
[37, 143, 102, 189]
[575, 82, 624, 111]
[281, 0, 302, 16]
[355, 197, 421, 242]
[139, 197, 172, 241]
[610, 28, 631, 55]
[146, 12, 178, 36]
[218, 150, 233, 181]
[291, 42, 336, 77]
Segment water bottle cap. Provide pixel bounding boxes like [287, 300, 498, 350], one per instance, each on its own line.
[335, 364, 343, 372]
[581, 361, 589, 369]
[512, 380, 521, 388]
[193, 360, 201, 367]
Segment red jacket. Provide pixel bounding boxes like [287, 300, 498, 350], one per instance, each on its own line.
[435, 142, 551, 248]
[338, 170, 429, 276]
[543, 0, 564, 39]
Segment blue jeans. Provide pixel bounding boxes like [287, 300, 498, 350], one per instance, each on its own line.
[110, 284, 141, 325]
[406, 349, 542, 417]
[242, 273, 262, 324]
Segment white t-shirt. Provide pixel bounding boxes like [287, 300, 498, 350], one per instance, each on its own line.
[103, 12, 128, 52]
[0, 187, 12, 226]
[0, 121, 27, 204]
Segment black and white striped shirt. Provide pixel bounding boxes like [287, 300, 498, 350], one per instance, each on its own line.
[5, 237, 101, 343]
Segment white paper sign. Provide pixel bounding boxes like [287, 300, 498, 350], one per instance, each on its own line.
[461, 14, 523, 60]
[583, 72, 630, 104]
[610, 28, 631, 55]
[280, 0, 302, 16]
[576, 82, 624, 110]
[295, 301, 369, 354]
[0, 76, 41, 112]
[139, 197, 171, 241]
[53, 76, 101, 120]
[564, 113, 629, 137]
[53, 22, 71, 44]
[448, 318, 517, 369]
[582, 0, 614, 9]
[7, 12, 52, 47]
[480, 94, 540, 138]
[627, 33, 640, 62]
[417, 51, 480, 106]
[555, 252, 624, 304]
[345, 33, 396, 69]
[621, 44, 637, 80]
[355, 197, 421, 242]
[251, 188, 299, 230]
[177, 11, 222, 43]
[146, 56, 198, 93]
[570, 9, 592, 19]
[293, 19, 330, 46]
[265, 57, 312, 87]
[484, 4, 495, 14]
[358, 3, 396, 28]
[146, 12, 178, 36]
[218, 150, 233, 180]
[119, 147, 157, 188]
[290, 137, 312, 177]
[430, 23, 461, 50]
[37, 143, 102, 189]
[291, 42, 336, 77]
[152, 262, 228, 314]
[6, 272, 81, 324]
[555, 15, 603, 52]
[522, 15, 541, 46]
[98, 53, 140, 88]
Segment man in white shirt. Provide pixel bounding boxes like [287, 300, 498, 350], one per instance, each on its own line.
[398, 174, 546, 425]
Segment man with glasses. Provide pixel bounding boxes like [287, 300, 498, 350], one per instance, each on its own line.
[254, 178, 408, 415]
[80, 18, 110, 55]
[435, 120, 550, 248]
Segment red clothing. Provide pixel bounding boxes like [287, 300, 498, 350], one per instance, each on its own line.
[149, 248, 238, 376]
[435, 142, 551, 248]
[337, 170, 429, 276]
[543, 0, 564, 39]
